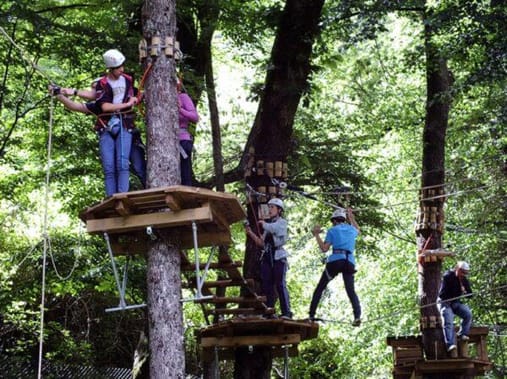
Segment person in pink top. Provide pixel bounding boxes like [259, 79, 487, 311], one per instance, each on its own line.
[177, 78, 199, 185]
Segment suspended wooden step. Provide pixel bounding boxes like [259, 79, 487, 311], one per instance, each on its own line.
[79, 185, 246, 251]
[197, 316, 319, 363]
[386, 327, 492, 378]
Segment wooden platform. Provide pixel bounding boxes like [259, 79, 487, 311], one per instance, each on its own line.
[197, 317, 319, 362]
[79, 186, 246, 251]
[386, 327, 492, 378]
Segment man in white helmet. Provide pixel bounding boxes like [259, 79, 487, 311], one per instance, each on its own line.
[94, 49, 139, 196]
[245, 197, 292, 319]
[437, 261, 473, 353]
[309, 207, 361, 326]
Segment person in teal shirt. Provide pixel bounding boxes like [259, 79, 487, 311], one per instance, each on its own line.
[309, 207, 361, 326]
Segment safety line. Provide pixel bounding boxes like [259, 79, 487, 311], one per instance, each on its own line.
[37, 95, 55, 379]
[316, 283, 507, 328]
[0, 25, 55, 83]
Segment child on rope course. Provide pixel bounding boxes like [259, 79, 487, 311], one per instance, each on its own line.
[245, 198, 293, 319]
[309, 207, 362, 326]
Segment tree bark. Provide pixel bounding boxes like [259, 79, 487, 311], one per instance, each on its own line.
[142, 1, 185, 378]
[418, 4, 453, 376]
[239, 0, 325, 377]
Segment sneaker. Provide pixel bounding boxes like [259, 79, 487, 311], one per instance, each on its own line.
[262, 314, 278, 320]
[447, 344, 457, 352]
[459, 335, 470, 341]
[352, 318, 361, 327]
[280, 314, 292, 320]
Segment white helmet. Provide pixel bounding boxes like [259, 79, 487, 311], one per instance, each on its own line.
[456, 261, 470, 272]
[267, 198, 284, 210]
[331, 207, 347, 220]
[103, 49, 125, 68]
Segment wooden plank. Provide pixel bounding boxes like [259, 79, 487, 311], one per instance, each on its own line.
[181, 261, 242, 271]
[204, 308, 266, 315]
[194, 296, 266, 304]
[184, 279, 253, 289]
[387, 335, 422, 347]
[165, 194, 182, 210]
[201, 344, 299, 362]
[86, 205, 213, 234]
[201, 333, 301, 348]
[114, 197, 133, 216]
[415, 359, 474, 373]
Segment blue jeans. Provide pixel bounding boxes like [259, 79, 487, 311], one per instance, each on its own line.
[260, 256, 292, 317]
[99, 125, 132, 197]
[130, 138, 146, 188]
[438, 301, 472, 348]
[309, 259, 361, 319]
[180, 140, 193, 186]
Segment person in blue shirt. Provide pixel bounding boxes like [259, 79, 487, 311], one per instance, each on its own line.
[309, 207, 361, 326]
[437, 261, 473, 353]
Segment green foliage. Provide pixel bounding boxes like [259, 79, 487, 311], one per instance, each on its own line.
[0, 0, 505, 377]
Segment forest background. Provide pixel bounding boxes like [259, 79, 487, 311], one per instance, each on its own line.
[0, 0, 505, 378]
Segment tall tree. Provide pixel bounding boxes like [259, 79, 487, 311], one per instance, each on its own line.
[237, 0, 325, 377]
[417, 1, 453, 369]
[141, 0, 185, 377]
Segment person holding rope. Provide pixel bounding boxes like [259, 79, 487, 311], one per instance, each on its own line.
[50, 76, 146, 190]
[177, 77, 199, 186]
[245, 198, 293, 319]
[309, 207, 361, 326]
[437, 261, 473, 353]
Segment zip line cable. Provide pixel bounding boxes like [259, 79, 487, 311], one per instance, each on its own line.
[316, 283, 507, 328]
[37, 95, 55, 379]
[0, 25, 56, 84]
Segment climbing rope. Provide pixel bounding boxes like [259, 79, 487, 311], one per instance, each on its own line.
[37, 95, 54, 379]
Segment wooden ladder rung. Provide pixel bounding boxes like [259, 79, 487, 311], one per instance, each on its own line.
[204, 308, 267, 316]
[183, 279, 254, 289]
[195, 296, 266, 304]
[181, 261, 242, 271]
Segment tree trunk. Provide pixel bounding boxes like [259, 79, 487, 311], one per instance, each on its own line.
[142, 1, 185, 378]
[239, 0, 325, 377]
[417, 4, 453, 376]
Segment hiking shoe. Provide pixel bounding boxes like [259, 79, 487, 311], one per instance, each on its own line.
[352, 318, 361, 327]
[447, 344, 457, 352]
[459, 335, 470, 341]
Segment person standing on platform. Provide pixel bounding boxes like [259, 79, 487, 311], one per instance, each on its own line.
[50, 75, 146, 189]
[437, 261, 473, 353]
[177, 77, 199, 186]
[309, 207, 361, 326]
[94, 49, 138, 196]
[245, 198, 293, 319]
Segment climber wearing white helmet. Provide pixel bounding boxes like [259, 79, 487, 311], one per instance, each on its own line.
[438, 261, 473, 354]
[95, 49, 139, 196]
[245, 197, 292, 319]
[309, 206, 361, 326]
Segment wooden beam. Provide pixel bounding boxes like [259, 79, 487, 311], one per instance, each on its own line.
[200, 333, 300, 348]
[86, 205, 213, 234]
[181, 261, 242, 271]
[194, 296, 266, 304]
[165, 194, 182, 210]
[201, 344, 299, 362]
[178, 230, 231, 249]
[183, 278, 253, 289]
[203, 308, 265, 315]
[114, 198, 133, 216]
